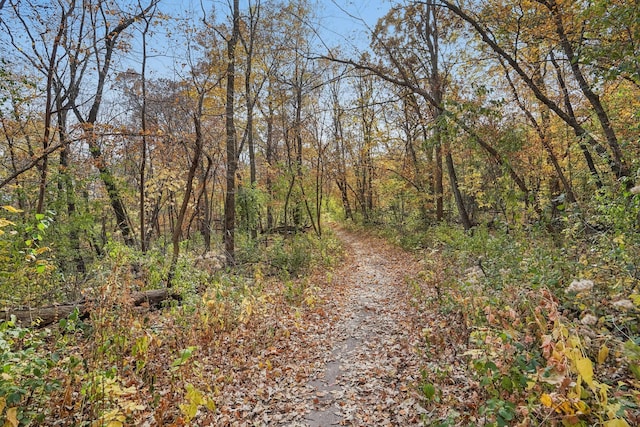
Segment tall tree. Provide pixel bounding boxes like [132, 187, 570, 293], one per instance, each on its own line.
[138, 4, 156, 253]
[1, 0, 75, 214]
[224, 0, 240, 264]
[369, 2, 475, 228]
[435, 0, 630, 181]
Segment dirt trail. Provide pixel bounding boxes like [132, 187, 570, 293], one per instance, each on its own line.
[303, 228, 426, 426]
[205, 227, 429, 426]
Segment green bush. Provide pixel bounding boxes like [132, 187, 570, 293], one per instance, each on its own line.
[0, 318, 59, 426]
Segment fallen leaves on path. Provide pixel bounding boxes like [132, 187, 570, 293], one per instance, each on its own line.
[196, 227, 434, 426]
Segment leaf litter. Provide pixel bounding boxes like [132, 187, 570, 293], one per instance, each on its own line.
[45, 227, 465, 426]
[191, 227, 438, 426]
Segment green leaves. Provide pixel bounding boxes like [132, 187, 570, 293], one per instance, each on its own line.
[0, 320, 59, 425]
[171, 346, 197, 370]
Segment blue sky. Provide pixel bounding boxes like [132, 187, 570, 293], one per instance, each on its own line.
[315, 0, 391, 51]
[156, 0, 391, 50]
[142, 0, 392, 78]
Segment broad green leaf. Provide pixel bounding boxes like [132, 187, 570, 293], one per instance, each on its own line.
[422, 383, 436, 399]
[171, 346, 196, 368]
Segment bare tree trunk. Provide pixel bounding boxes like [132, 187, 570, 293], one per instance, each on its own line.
[501, 60, 577, 205]
[549, 53, 602, 188]
[224, 0, 240, 265]
[435, 144, 444, 220]
[168, 102, 204, 286]
[438, 0, 628, 181]
[36, 11, 66, 214]
[265, 100, 275, 230]
[57, 104, 85, 274]
[199, 155, 213, 252]
[540, 0, 626, 179]
[69, 1, 157, 247]
[445, 146, 472, 230]
[139, 12, 152, 253]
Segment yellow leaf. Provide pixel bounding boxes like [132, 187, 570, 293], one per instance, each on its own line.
[0, 397, 5, 414]
[574, 400, 590, 414]
[0, 219, 15, 228]
[598, 344, 610, 364]
[576, 357, 595, 390]
[34, 247, 50, 255]
[540, 393, 553, 407]
[604, 419, 630, 427]
[179, 402, 198, 421]
[5, 407, 18, 427]
[598, 382, 610, 406]
[2, 205, 23, 213]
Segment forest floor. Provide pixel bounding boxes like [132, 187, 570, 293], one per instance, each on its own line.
[195, 226, 437, 426]
[41, 225, 483, 426]
[31, 222, 639, 425]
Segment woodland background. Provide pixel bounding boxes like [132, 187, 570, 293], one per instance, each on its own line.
[0, 0, 639, 425]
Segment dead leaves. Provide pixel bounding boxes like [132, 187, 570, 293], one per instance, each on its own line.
[39, 228, 438, 426]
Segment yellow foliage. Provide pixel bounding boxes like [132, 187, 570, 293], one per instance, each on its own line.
[1, 206, 22, 214]
[92, 408, 126, 427]
[179, 383, 215, 422]
[604, 419, 630, 427]
[540, 393, 553, 407]
[598, 344, 610, 364]
[0, 218, 15, 235]
[576, 357, 595, 391]
[239, 295, 254, 323]
[4, 407, 18, 427]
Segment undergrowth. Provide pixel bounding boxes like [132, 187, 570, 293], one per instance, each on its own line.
[0, 222, 342, 426]
[381, 211, 640, 426]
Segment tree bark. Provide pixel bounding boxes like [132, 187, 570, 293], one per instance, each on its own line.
[3, 289, 179, 328]
[168, 102, 204, 287]
[69, 2, 157, 247]
[445, 147, 473, 230]
[224, 0, 240, 265]
[501, 60, 577, 204]
[539, 0, 626, 179]
[549, 52, 602, 188]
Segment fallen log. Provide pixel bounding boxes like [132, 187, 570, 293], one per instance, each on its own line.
[1, 288, 179, 327]
[265, 225, 312, 235]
